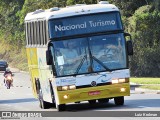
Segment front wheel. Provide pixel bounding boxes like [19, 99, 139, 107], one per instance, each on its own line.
[49, 81, 56, 107]
[6, 80, 11, 89]
[56, 104, 66, 111]
[114, 96, 124, 105]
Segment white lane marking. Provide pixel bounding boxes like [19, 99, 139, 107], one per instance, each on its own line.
[138, 106, 151, 108]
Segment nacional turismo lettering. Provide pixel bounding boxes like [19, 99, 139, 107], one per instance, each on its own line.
[55, 20, 116, 32]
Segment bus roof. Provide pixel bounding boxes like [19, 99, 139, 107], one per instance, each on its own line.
[25, 3, 119, 22]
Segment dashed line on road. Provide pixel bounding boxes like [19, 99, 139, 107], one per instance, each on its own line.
[138, 106, 151, 108]
[0, 85, 31, 89]
[13, 86, 31, 88]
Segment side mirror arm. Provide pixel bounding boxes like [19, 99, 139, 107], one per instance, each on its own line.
[46, 50, 53, 65]
[124, 33, 133, 55]
[46, 49, 57, 76]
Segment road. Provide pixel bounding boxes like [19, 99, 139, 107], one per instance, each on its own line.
[0, 71, 160, 119]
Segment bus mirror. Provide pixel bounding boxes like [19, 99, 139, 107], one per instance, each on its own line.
[46, 50, 53, 65]
[124, 33, 132, 41]
[127, 40, 133, 55]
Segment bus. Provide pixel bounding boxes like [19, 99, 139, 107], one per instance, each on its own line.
[25, 1, 133, 111]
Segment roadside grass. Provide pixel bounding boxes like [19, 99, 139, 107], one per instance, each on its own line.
[130, 78, 160, 84]
[130, 78, 160, 90]
[140, 85, 160, 90]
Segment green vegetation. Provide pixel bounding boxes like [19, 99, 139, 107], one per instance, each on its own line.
[130, 77, 160, 90]
[0, 0, 160, 76]
[0, 42, 28, 71]
[140, 86, 160, 90]
[130, 78, 160, 84]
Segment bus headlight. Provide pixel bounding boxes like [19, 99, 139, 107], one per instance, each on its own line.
[118, 78, 126, 83]
[120, 88, 126, 92]
[112, 78, 129, 84]
[112, 79, 119, 84]
[62, 86, 69, 91]
[57, 85, 76, 91]
[63, 94, 69, 99]
[69, 85, 76, 90]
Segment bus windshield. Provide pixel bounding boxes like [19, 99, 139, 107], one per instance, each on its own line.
[51, 33, 127, 76]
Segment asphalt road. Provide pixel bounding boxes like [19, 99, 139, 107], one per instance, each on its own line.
[0, 71, 160, 119]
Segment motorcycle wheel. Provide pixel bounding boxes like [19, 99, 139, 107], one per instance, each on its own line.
[6, 80, 11, 89]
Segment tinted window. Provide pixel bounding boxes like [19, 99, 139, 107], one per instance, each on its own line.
[51, 33, 127, 76]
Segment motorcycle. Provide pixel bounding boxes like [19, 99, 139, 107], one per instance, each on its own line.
[4, 74, 14, 89]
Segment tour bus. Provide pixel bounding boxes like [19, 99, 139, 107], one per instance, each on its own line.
[25, 1, 133, 111]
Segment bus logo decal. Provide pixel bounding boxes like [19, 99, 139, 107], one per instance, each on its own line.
[91, 81, 97, 86]
[97, 74, 111, 83]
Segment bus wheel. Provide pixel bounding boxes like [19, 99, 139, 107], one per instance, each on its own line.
[39, 99, 48, 109]
[57, 104, 66, 111]
[88, 100, 96, 104]
[39, 89, 50, 109]
[98, 98, 109, 103]
[114, 96, 124, 105]
[49, 81, 56, 107]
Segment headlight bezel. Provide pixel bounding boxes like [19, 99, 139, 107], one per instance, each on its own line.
[112, 78, 129, 84]
[57, 85, 76, 91]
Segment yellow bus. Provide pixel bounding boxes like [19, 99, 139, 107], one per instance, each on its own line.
[25, 1, 133, 111]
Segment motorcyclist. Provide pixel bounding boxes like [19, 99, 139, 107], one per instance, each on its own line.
[4, 68, 13, 86]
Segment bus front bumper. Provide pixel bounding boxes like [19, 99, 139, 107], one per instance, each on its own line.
[57, 83, 130, 104]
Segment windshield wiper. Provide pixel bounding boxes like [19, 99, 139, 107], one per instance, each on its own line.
[75, 53, 111, 75]
[87, 38, 111, 73]
[75, 55, 87, 74]
[92, 56, 112, 72]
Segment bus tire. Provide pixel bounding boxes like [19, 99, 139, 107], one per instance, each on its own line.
[98, 98, 109, 103]
[39, 89, 50, 109]
[88, 100, 96, 104]
[49, 81, 56, 107]
[35, 78, 40, 95]
[57, 104, 66, 111]
[114, 96, 124, 105]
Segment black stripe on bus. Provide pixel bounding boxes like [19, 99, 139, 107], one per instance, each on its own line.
[76, 82, 112, 89]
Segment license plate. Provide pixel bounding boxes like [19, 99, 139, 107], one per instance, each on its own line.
[88, 91, 100, 96]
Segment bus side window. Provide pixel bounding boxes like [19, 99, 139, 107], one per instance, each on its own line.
[26, 22, 29, 45]
[32, 22, 35, 45]
[42, 21, 45, 45]
[34, 22, 37, 45]
[30, 22, 33, 45]
[40, 21, 43, 45]
[44, 20, 47, 45]
[36, 21, 39, 45]
[28, 22, 31, 45]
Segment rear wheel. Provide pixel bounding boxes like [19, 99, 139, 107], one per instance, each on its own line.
[114, 96, 124, 105]
[36, 80, 50, 109]
[6, 80, 11, 89]
[39, 98, 49, 109]
[38, 89, 51, 109]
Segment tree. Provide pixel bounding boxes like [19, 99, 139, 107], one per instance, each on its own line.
[66, 0, 97, 5]
[108, 0, 149, 17]
[0, 0, 25, 45]
[128, 5, 160, 77]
